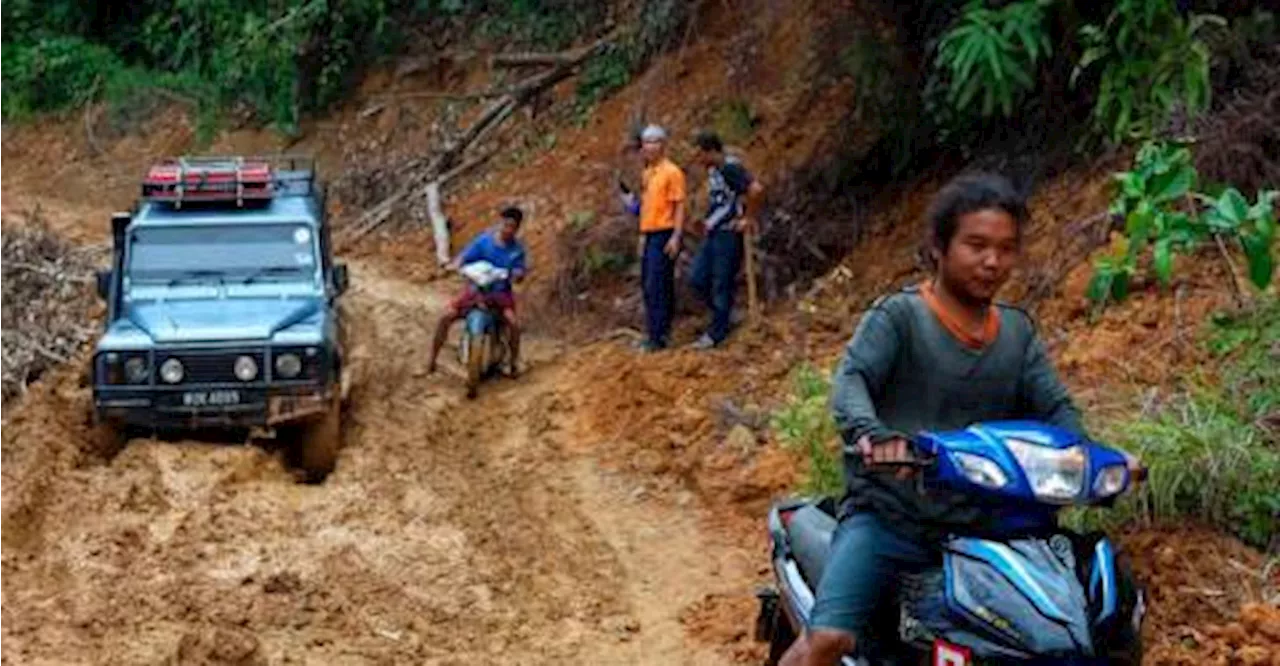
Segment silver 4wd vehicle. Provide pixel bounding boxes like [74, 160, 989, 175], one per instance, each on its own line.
[91, 155, 349, 482]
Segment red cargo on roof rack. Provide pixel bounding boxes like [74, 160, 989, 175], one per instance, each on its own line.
[141, 156, 277, 207]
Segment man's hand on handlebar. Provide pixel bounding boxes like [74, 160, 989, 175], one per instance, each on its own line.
[857, 435, 918, 481]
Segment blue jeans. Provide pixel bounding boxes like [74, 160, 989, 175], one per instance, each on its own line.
[641, 229, 676, 345]
[809, 512, 937, 645]
[689, 228, 743, 343]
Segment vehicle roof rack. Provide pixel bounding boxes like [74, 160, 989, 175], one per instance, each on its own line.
[141, 155, 317, 208]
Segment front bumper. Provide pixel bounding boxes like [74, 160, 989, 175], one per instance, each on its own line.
[94, 383, 334, 429]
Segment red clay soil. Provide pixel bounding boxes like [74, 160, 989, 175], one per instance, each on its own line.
[1121, 528, 1280, 665]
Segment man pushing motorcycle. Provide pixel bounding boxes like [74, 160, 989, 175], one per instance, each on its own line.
[428, 206, 527, 378]
[782, 173, 1142, 666]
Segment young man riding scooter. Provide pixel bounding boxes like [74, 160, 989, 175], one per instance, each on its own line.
[781, 173, 1141, 666]
[428, 206, 527, 377]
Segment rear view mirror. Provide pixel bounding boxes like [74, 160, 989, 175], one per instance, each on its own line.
[333, 263, 349, 295]
[96, 269, 112, 300]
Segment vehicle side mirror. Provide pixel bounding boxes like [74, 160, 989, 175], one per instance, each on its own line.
[333, 263, 349, 295]
[96, 269, 113, 300]
[110, 212, 131, 248]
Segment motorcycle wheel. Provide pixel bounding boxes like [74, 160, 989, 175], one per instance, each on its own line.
[464, 332, 484, 399]
[1100, 562, 1145, 666]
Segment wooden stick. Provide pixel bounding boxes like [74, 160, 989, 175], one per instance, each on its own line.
[369, 89, 509, 102]
[490, 32, 616, 69]
[1213, 233, 1246, 308]
[424, 181, 451, 266]
[744, 226, 761, 324]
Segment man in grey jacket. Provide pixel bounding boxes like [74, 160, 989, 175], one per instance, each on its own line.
[782, 172, 1126, 666]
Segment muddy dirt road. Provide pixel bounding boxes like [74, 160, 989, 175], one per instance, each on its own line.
[1, 260, 757, 665]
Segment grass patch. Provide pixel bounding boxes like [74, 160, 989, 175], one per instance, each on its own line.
[1068, 298, 1280, 550]
[772, 363, 843, 497]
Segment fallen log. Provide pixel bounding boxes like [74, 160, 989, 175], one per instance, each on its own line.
[437, 96, 516, 170]
[490, 52, 579, 68]
[421, 149, 497, 262]
[345, 150, 494, 243]
[344, 33, 615, 242]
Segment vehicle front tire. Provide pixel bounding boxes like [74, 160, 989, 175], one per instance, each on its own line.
[88, 418, 130, 461]
[295, 392, 342, 483]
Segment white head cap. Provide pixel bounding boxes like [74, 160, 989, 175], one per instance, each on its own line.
[640, 124, 668, 143]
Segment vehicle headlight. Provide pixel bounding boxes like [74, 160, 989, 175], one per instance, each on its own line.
[274, 352, 302, 379]
[125, 356, 151, 384]
[159, 358, 184, 384]
[951, 452, 1009, 490]
[1007, 439, 1087, 503]
[234, 355, 259, 382]
[1093, 464, 1128, 497]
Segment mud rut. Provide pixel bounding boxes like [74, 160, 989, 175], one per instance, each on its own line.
[1, 260, 750, 665]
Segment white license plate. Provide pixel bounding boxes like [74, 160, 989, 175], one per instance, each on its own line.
[933, 639, 972, 665]
[182, 390, 241, 407]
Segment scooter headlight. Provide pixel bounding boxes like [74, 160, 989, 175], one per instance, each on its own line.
[1007, 439, 1087, 503]
[951, 452, 1009, 490]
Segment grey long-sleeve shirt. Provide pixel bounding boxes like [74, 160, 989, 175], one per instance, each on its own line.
[830, 285, 1082, 540]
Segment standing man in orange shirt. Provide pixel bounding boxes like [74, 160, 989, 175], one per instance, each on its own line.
[630, 124, 687, 352]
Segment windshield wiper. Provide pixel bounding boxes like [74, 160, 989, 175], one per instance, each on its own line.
[242, 266, 304, 284]
[166, 269, 226, 286]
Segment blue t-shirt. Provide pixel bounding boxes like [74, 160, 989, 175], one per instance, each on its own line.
[458, 229, 527, 292]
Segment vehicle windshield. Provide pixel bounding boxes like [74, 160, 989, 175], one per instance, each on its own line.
[126, 223, 319, 285]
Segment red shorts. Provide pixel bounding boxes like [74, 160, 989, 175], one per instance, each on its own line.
[450, 288, 516, 317]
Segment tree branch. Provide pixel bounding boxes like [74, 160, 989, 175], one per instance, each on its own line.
[1213, 232, 1247, 308]
[343, 32, 616, 243]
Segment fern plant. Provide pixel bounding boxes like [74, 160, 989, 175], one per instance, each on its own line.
[933, 0, 1053, 119]
[1071, 0, 1225, 144]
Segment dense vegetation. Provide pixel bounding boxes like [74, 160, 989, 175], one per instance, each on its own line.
[743, 1, 1276, 300]
[0, 0, 684, 137]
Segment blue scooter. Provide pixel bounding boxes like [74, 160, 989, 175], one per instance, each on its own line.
[756, 420, 1148, 665]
